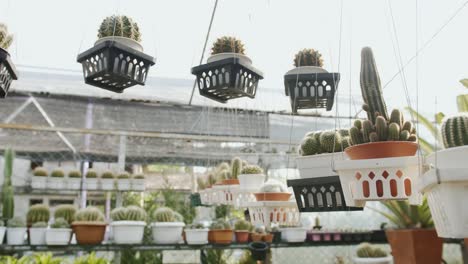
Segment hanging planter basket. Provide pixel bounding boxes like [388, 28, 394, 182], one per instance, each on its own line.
[0, 48, 18, 98]
[420, 146, 468, 238]
[247, 201, 300, 228]
[191, 57, 264, 103]
[284, 71, 339, 113]
[77, 40, 155, 93]
[335, 156, 423, 207]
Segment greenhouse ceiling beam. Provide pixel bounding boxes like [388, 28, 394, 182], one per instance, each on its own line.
[0, 123, 294, 145]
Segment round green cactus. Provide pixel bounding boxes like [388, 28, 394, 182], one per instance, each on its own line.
[357, 243, 388, 258]
[441, 115, 468, 148]
[101, 171, 115, 179]
[75, 207, 105, 223]
[210, 219, 231, 230]
[33, 167, 48, 177]
[68, 170, 82, 178]
[31, 221, 47, 228]
[50, 169, 65, 178]
[54, 204, 77, 225]
[98, 15, 141, 42]
[211, 36, 245, 55]
[400, 130, 410, 141]
[300, 136, 320, 156]
[117, 172, 130, 179]
[27, 204, 50, 225]
[86, 169, 98, 178]
[240, 165, 263, 175]
[230, 157, 242, 180]
[153, 207, 176, 222]
[234, 219, 251, 231]
[127, 206, 147, 221]
[0, 24, 13, 50]
[110, 207, 128, 222]
[319, 131, 342, 153]
[7, 217, 26, 228]
[51, 218, 70, 229]
[133, 174, 145, 179]
[294, 48, 323, 67]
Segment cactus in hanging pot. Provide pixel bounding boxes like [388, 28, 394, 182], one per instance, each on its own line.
[131, 174, 146, 191]
[72, 206, 107, 245]
[238, 164, 266, 191]
[95, 15, 143, 52]
[207, 36, 252, 65]
[255, 179, 291, 202]
[209, 218, 233, 244]
[184, 222, 209, 245]
[354, 243, 392, 264]
[110, 205, 147, 244]
[117, 172, 131, 191]
[84, 169, 99, 190]
[150, 207, 185, 244]
[440, 114, 468, 149]
[288, 48, 328, 74]
[0, 23, 18, 98]
[6, 217, 27, 245]
[46, 218, 72, 245]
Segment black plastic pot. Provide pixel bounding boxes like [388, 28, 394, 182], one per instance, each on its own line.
[191, 57, 263, 103]
[77, 40, 155, 93]
[287, 176, 363, 212]
[284, 72, 339, 113]
[190, 193, 202, 207]
[0, 47, 18, 98]
[248, 241, 269, 261]
[271, 231, 281, 243]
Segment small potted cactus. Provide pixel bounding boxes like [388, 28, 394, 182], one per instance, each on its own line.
[31, 167, 48, 189]
[307, 217, 323, 242]
[26, 204, 50, 245]
[353, 243, 392, 264]
[280, 224, 307, 243]
[191, 36, 264, 103]
[6, 217, 27, 245]
[254, 179, 291, 201]
[184, 223, 209, 245]
[85, 169, 99, 190]
[72, 207, 107, 245]
[54, 204, 77, 225]
[77, 15, 155, 93]
[117, 172, 131, 191]
[46, 218, 72, 245]
[67, 170, 82, 190]
[131, 174, 146, 191]
[100, 171, 115, 190]
[234, 219, 252, 243]
[49, 169, 65, 189]
[208, 219, 233, 245]
[150, 207, 185, 244]
[222, 158, 242, 185]
[0, 23, 18, 98]
[110, 205, 147, 244]
[250, 226, 265, 242]
[284, 49, 340, 112]
[238, 164, 265, 191]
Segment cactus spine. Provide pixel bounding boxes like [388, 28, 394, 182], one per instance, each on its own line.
[300, 136, 320, 155]
[27, 204, 50, 225]
[388, 123, 400, 141]
[375, 116, 388, 141]
[211, 36, 245, 55]
[97, 15, 141, 42]
[441, 115, 468, 148]
[54, 205, 77, 225]
[293, 48, 323, 67]
[0, 24, 13, 50]
[111, 205, 147, 221]
[362, 120, 374, 143]
[319, 131, 342, 153]
[2, 149, 14, 220]
[350, 127, 363, 145]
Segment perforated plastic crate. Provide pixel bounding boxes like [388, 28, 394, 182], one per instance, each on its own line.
[0, 47, 18, 98]
[247, 201, 300, 228]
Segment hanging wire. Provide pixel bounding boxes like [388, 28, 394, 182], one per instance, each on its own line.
[188, 0, 219, 105]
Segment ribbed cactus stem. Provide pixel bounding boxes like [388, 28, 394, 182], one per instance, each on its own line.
[369, 132, 379, 142]
[441, 115, 468, 148]
[27, 204, 50, 225]
[375, 117, 388, 141]
[54, 205, 77, 225]
[360, 47, 389, 124]
[350, 127, 363, 146]
[388, 123, 400, 141]
[300, 137, 320, 155]
[153, 207, 176, 222]
[231, 157, 242, 180]
[402, 121, 413, 133]
[400, 130, 410, 141]
[390, 109, 403, 127]
[362, 120, 373, 143]
[354, 120, 363, 130]
[319, 131, 342, 153]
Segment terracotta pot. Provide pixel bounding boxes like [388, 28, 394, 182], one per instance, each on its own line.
[385, 229, 443, 264]
[345, 142, 418, 160]
[251, 233, 263, 242]
[72, 222, 107, 245]
[235, 231, 250, 243]
[262, 233, 274, 243]
[209, 229, 233, 244]
[222, 179, 240, 185]
[254, 193, 291, 201]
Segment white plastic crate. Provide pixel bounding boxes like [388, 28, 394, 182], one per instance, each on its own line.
[247, 201, 300, 228]
[421, 146, 468, 238]
[296, 152, 344, 178]
[335, 156, 423, 207]
[207, 185, 256, 208]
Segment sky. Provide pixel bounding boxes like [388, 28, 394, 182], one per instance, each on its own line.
[1, 0, 467, 118]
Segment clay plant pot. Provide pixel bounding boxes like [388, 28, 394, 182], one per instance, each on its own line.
[385, 229, 443, 264]
[235, 231, 250, 243]
[254, 192, 291, 201]
[251, 232, 263, 242]
[222, 179, 240, 185]
[345, 142, 418, 160]
[209, 229, 233, 244]
[262, 233, 274, 243]
[72, 222, 107, 245]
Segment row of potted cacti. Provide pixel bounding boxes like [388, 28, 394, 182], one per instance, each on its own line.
[31, 167, 145, 191]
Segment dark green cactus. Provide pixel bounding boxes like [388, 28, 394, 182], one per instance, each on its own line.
[360, 47, 389, 124]
[354, 120, 363, 130]
[400, 130, 410, 141]
[0, 23, 13, 50]
[362, 120, 374, 143]
[300, 137, 321, 155]
[230, 157, 242, 180]
[26, 204, 50, 225]
[97, 15, 141, 42]
[2, 149, 14, 220]
[408, 134, 417, 142]
[388, 123, 400, 141]
[341, 137, 351, 149]
[350, 127, 363, 145]
[54, 205, 77, 225]
[319, 131, 342, 153]
[211, 36, 245, 55]
[369, 132, 379, 142]
[68, 170, 81, 178]
[402, 121, 413, 133]
[390, 109, 403, 127]
[441, 115, 468, 148]
[375, 117, 388, 141]
[75, 207, 105, 222]
[294, 48, 323, 67]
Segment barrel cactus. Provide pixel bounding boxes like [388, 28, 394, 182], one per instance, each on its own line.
[240, 165, 263, 175]
[97, 15, 141, 42]
[117, 172, 130, 179]
[293, 48, 323, 67]
[441, 114, 468, 148]
[86, 169, 98, 178]
[68, 170, 81, 178]
[300, 136, 321, 155]
[33, 167, 48, 177]
[7, 217, 25, 228]
[231, 157, 242, 180]
[356, 243, 388, 258]
[101, 171, 115, 179]
[31, 221, 47, 228]
[300, 129, 352, 156]
[51, 169, 65, 178]
[27, 204, 50, 225]
[74, 207, 105, 222]
[51, 218, 70, 229]
[211, 36, 245, 55]
[153, 207, 177, 222]
[210, 219, 231, 230]
[111, 206, 147, 222]
[0, 23, 13, 50]
[54, 204, 77, 224]
[319, 131, 343, 153]
[234, 219, 252, 231]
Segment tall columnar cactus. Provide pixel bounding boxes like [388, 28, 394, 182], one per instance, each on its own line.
[54, 204, 77, 225]
[97, 15, 141, 42]
[293, 48, 324, 67]
[26, 204, 50, 225]
[211, 36, 245, 55]
[0, 23, 13, 50]
[360, 47, 389, 124]
[2, 149, 14, 220]
[153, 207, 176, 222]
[230, 157, 242, 180]
[75, 207, 105, 222]
[441, 115, 468, 148]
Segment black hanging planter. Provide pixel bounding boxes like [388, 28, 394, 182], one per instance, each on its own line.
[191, 58, 263, 103]
[287, 176, 362, 212]
[248, 241, 269, 261]
[77, 40, 155, 93]
[284, 72, 340, 113]
[0, 48, 18, 98]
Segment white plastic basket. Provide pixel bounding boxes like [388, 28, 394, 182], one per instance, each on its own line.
[247, 201, 300, 228]
[206, 185, 256, 208]
[335, 156, 423, 207]
[420, 146, 468, 238]
[296, 152, 344, 178]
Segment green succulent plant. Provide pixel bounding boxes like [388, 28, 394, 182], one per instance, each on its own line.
[230, 157, 242, 180]
[186, 223, 205, 229]
[27, 204, 50, 225]
[153, 207, 178, 222]
[101, 171, 115, 179]
[240, 165, 263, 175]
[133, 174, 145, 179]
[68, 170, 82, 178]
[86, 169, 98, 178]
[7, 217, 26, 228]
[300, 130, 350, 156]
[441, 114, 468, 148]
[234, 219, 252, 231]
[117, 172, 130, 179]
[50, 169, 65, 178]
[31, 253, 64, 264]
[371, 198, 433, 229]
[210, 219, 231, 230]
[74, 252, 110, 264]
[97, 15, 141, 42]
[50, 218, 70, 229]
[74, 207, 105, 223]
[293, 48, 323, 67]
[0, 23, 13, 50]
[111, 206, 147, 222]
[211, 36, 245, 55]
[54, 204, 77, 225]
[33, 167, 48, 177]
[356, 243, 388, 258]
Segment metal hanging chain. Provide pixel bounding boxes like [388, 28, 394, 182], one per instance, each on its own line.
[188, 0, 220, 106]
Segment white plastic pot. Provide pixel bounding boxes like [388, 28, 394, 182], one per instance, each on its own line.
[7, 227, 27, 245]
[46, 228, 72, 245]
[151, 222, 185, 244]
[184, 228, 209, 245]
[238, 174, 265, 191]
[285, 66, 328, 75]
[67, 178, 81, 190]
[117, 179, 131, 191]
[101, 178, 115, 190]
[85, 178, 99, 190]
[95, 36, 143, 52]
[421, 146, 468, 238]
[48, 177, 64, 189]
[207, 52, 252, 65]
[29, 227, 47, 245]
[132, 179, 145, 191]
[353, 257, 393, 264]
[0, 227, 6, 244]
[31, 176, 47, 189]
[296, 153, 344, 178]
[111, 221, 146, 244]
[280, 227, 307, 242]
